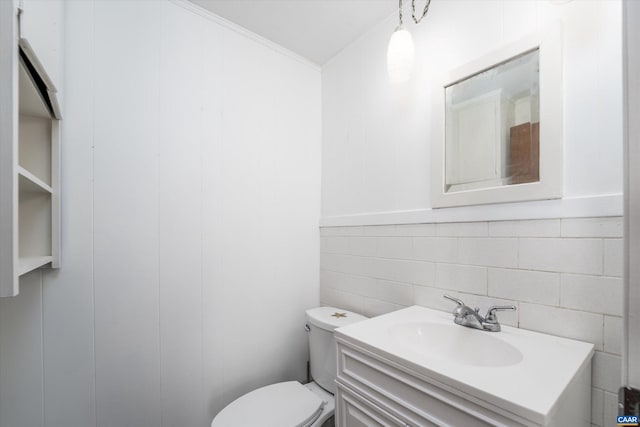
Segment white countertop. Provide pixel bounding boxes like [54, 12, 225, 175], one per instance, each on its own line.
[335, 305, 594, 425]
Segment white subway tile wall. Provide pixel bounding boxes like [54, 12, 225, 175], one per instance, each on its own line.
[591, 387, 604, 427]
[604, 315, 623, 355]
[319, 217, 623, 427]
[603, 391, 619, 427]
[604, 239, 624, 277]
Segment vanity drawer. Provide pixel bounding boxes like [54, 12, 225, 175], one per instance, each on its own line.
[336, 382, 416, 427]
[336, 338, 532, 427]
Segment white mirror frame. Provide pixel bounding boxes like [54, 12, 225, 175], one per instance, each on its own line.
[431, 23, 562, 208]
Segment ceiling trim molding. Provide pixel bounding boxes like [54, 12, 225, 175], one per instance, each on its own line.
[170, 0, 321, 72]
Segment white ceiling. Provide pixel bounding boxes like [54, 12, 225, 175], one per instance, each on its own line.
[189, 0, 397, 65]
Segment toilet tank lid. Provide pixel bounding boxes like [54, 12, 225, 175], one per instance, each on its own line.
[305, 307, 367, 332]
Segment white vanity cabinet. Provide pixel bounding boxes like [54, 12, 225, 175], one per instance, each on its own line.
[335, 339, 531, 427]
[0, 0, 62, 297]
[337, 381, 414, 427]
[334, 306, 593, 427]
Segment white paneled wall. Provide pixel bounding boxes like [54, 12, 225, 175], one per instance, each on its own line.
[93, 2, 163, 425]
[320, 217, 623, 427]
[42, 2, 96, 425]
[0, 1, 321, 427]
[0, 272, 44, 427]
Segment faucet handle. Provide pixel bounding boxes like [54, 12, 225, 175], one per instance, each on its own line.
[443, 294, 465, 316]
[443, 294, 464, 306]
[484, 305, 516, 323]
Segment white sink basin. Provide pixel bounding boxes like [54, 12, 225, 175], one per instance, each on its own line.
[335, 305, 594, 425]
[388, 321, 523, 367]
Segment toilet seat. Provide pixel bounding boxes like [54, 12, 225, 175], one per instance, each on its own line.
[211, 381, 326, 427]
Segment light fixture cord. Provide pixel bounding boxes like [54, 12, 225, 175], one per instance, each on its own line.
[412, 0, 431, 24]
[398, 0, 403, 25]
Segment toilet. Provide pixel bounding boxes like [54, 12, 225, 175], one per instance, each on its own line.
[211, 306, 366, 427]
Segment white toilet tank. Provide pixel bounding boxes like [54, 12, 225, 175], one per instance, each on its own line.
[305, 307, 366, 394]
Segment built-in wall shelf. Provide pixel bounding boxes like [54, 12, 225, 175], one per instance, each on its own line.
[18, 57, 51, 119]
[18, 256, 54, 276]
[18, 166, 53, 194]
[1, 0, 61, 297]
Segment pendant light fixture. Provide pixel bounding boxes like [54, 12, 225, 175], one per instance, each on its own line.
[387, 19, 414, 83]
[387, 0, 431, 84]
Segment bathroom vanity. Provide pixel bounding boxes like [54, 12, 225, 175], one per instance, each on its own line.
[334, 306, 593, 427]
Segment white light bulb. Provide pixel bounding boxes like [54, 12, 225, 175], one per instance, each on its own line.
[387, 25, 414, 84]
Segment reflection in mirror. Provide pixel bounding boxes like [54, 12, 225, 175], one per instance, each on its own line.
[444, 49, 540, 193]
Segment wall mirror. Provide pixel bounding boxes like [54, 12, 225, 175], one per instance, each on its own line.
[431, 24, 562, 208]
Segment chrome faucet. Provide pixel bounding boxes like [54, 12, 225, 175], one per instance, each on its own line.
[443, 295, 516, 332]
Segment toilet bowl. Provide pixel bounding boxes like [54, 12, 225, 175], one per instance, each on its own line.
[211, 380, 334, 427]
[211, 307, 366, 427]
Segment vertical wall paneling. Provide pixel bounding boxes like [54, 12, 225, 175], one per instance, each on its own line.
[158, 2, 206, 426]
[217, 29, 291, 399]
[19, 0, 64, 92]
[0, 1, 321, 426]
[92, 1, 162, 426]
[200, 15, 227, 421]
[41, 1, 96, 426]
[213, 27, 321, 403]
[0, 272, 44, 427]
